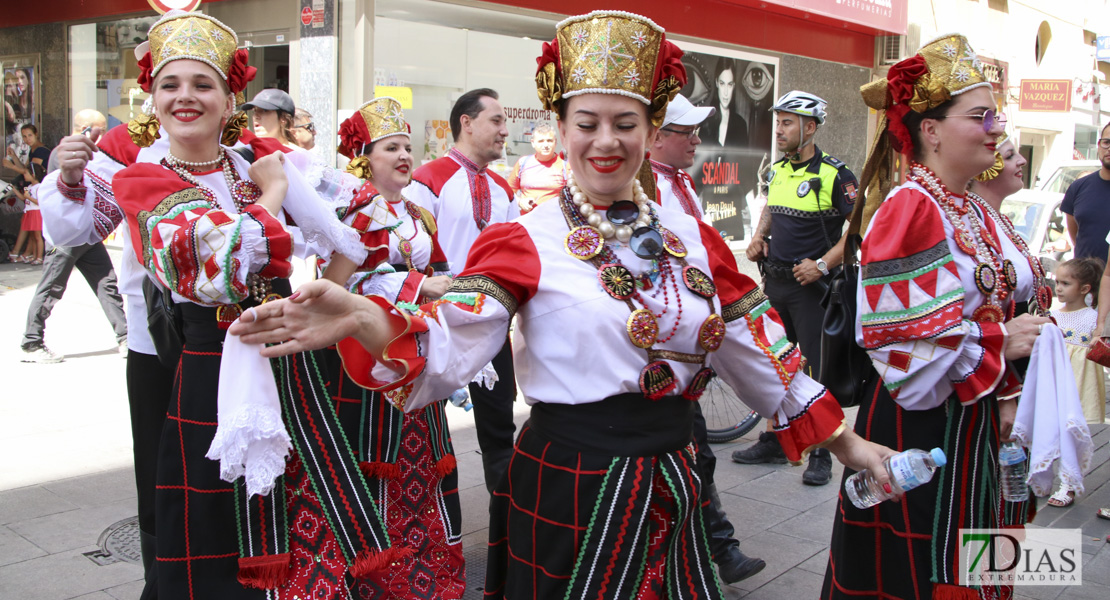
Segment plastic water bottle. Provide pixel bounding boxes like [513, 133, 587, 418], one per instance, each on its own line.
[448, 388, 472, 412]
[998, 442, 1029, 502]
[845, 447, 947, 509]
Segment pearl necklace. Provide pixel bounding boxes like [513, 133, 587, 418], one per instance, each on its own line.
[908, 163, 1011, 322]
[566, 172, 652, 243]
[163, 149, 262, 212]
[165, 151, 222, 169]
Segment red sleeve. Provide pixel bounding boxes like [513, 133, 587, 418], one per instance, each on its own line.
[457, 222, 541, 306]
[96, 123, 140, 167]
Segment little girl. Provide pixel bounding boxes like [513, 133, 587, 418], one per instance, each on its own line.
[1047, 256, 1106, 507]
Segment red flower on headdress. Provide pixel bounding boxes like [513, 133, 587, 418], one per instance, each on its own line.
[886, 54, 928, 106]
[338, 115, 370, 159]
[227, 49, 256, 95]
[535, 39, 563, 112]
[535, 39, 560, 77]
[654, 40, 687, 90]
[137, 52, 154, 93]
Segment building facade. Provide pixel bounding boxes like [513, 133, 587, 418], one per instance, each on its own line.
[2, 0, 908, 243]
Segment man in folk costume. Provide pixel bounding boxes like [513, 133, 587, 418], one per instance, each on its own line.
[733, 91, 859, 486]
[650, 93, 713, 220]
[649, 91, 766, 583]
[404, 88, 521, 492]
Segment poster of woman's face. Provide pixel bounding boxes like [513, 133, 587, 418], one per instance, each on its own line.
[2, 59, 38, 175]
[678, 49, 776, 242]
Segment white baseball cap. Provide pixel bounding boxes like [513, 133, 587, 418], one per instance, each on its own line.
[662, 94, 715, 128]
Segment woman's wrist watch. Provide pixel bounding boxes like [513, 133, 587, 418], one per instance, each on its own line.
[816, 258, 829, 276]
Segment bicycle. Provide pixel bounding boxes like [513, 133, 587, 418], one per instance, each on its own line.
[701, 374, 761, 443]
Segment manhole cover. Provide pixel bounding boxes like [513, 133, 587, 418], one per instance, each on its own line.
[83, 516, 142, 566]
[463, 543, 489, 599]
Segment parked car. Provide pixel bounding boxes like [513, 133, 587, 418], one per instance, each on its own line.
[999, 160, 1100, 280]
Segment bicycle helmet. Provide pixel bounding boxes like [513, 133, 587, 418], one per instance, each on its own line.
[771, 91, 827, 125]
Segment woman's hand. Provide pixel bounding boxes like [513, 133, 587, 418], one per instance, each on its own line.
[248, 152, 288, 215]
[420, 275, 452, 299]
[1003, 314, 1050, 360]
[998, 398, 1017, 441]
[55, 128, 102, 186]
[826, 430, 900, 497]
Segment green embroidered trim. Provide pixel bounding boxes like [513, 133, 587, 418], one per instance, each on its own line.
[562, 457, 622, 600]
[863, 254, 953, 286]
[861, 289, 964, 324]
[769, 336, 790, 355]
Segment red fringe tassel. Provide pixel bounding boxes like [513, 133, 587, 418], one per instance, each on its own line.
[349, 546, 415, 579]
[434, 454, 457, 479]
[359, 460, 402, 480]
[933, 583, 979, 600]
[237, 553, 291, 589]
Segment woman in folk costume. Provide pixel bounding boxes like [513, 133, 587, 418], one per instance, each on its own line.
[229, 10, 897, 600]
[109, 11, 407, 600]
[316, 97, 465, 599]
[821, 34, 1048, 600]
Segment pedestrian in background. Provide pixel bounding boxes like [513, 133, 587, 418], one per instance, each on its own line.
[507, 121, 564, 213]
[734, 91, 858, 486]
[1062, 122, 1110, 260]
[291, 107, 316, 151]
[20, 110, 126, 364]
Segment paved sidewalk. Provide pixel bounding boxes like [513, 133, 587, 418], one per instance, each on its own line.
[2, 250, 1109, 599]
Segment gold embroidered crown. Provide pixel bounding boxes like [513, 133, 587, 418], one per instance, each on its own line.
[147, 11, 238, 81]
[537, 11, 686, 126]
[357, 97, 410, 143]
[916, 34, 990, 100]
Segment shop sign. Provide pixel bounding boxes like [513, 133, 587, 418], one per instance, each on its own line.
[1098, 36, 1110, 63]
[755, 0, 908, 35]
[1019, 80, 1072, 112]
[148, 0, 201, 14]
[374, 86, 412, 109]
[979, 57, 1007, 95]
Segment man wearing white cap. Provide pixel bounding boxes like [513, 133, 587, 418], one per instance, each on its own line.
[647, 93, 767, 583]
[650, 93, 713, 219]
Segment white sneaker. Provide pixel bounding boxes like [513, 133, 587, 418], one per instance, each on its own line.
[118, 340, 128, 358]
[21, 346, 64, 364]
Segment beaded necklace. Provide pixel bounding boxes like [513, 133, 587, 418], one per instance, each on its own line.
[559, 186, 725, 401]
[162, 148, 262, 212]
[970, 195, 1053, 317]
[907, 162, 1011, 322]
[372, 196, 428, 271]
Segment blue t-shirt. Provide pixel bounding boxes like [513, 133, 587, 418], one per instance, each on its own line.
[1061, 171, 1110, 260]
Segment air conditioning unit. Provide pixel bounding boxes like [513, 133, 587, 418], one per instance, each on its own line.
[876, 24, 922, 67]
[877, 35, 906, 66]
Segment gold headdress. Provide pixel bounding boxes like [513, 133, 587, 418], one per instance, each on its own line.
[142, 11, 239, 85]
[129, 10, 255, 148]
[854, 34, 992, 233]
[536, 11, 687, 127]
[338, 97, 412, 180]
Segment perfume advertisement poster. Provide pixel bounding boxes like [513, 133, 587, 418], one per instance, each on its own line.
[678, 49, 776, 242]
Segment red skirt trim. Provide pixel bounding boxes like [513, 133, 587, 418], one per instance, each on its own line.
[20, 210, 42, 231]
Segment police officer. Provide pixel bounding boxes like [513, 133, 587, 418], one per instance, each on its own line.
[733, 91, 859, 486]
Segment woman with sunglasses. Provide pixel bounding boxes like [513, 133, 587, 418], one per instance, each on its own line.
[315, 97, 464, 599]
[292, 108, 317, 151]
[232, 12, 894, 598]
[822, 35, 1048, 600]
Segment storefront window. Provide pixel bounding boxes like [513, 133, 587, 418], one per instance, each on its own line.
[1074, 124, 1099, 160]
[68, 16, 159, 132]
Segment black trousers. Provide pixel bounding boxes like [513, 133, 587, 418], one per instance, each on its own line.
[763, 273, 826, 378]
[127, 350, 174, 599]
[468, 338, 517, 493]
[21, 242, 127, 350]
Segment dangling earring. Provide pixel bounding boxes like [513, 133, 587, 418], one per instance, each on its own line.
[933, 141, 941, 154]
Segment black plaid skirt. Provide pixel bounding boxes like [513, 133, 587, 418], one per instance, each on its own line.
[155, 307, 267, 600]
[484, 395, 723, 600]
[821, 379, 1029, 600]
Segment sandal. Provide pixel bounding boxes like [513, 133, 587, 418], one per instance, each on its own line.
[1047, 488, 1074, 508]
[31, 258, 42, 265]
[1097, 508, 1110, 520]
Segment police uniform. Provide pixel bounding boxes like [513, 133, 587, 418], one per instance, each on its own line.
[761, 145, 857, 374]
